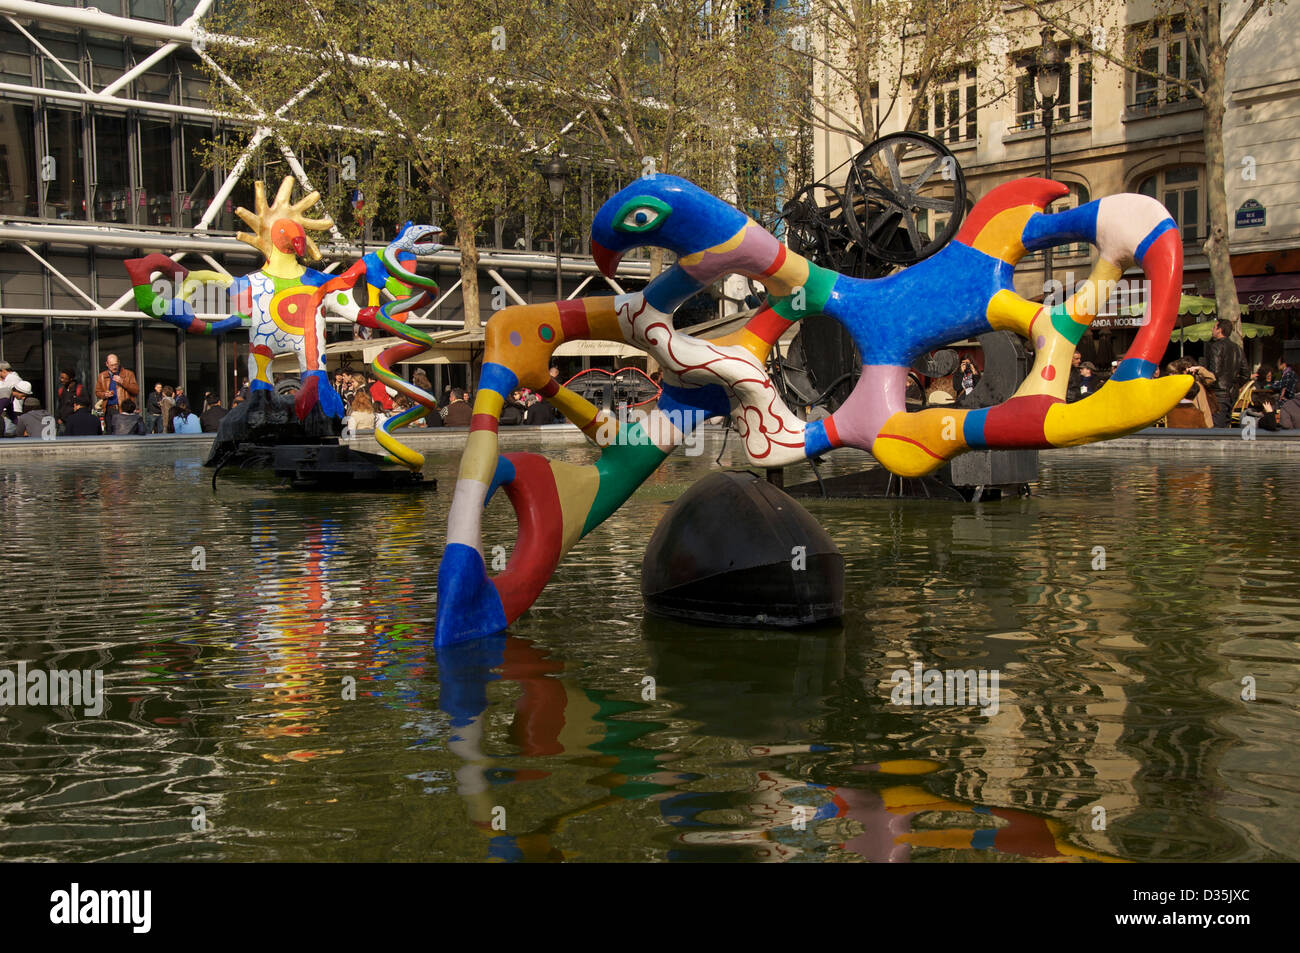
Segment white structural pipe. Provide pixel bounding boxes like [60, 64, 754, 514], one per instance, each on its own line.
[0, 223, 652, 277]
[0, 0, 196, 43]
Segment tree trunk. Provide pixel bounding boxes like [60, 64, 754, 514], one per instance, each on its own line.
[1202, 20, 1244, 344]
[453, 205, 481, 331]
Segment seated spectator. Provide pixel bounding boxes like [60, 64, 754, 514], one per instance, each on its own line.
[11, 389, 53, 437]
[348, 390, 376, 432]
[1165, 358, 1217, 428]
[523, 392, 555, 425]
[64, 393, 102, 436]
[200, 394, 228, 432]
[500, 390, 525, 425]
[111, 398, 147, 435]
[1254, 394, 1300, 431]
[171, 397, 202, 434]
[442, 387, 472, 427]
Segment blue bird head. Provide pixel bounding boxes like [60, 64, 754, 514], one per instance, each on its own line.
[590, 174, 750, 277]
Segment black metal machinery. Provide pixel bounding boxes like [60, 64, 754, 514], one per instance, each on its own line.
[771, 132, 967, 414]
[765, 132, 1037, 501]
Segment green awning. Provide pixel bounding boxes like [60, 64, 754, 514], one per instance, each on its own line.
[1169, 320, 1275, 343]
[1119, 294, 1250, 318]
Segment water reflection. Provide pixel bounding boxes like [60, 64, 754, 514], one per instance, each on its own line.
[0, 440, 1296, 861]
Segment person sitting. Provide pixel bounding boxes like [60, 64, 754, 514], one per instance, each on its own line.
[64, 393, 102, 436]
[499, 390, 526, 425]
[111, 397, 147, 435]
[1164, 358, 1217, 428]
[10, 388, 52, 437]
[442, 387, 472, 427]
[523, 392, 555, 425]
[347, 390, 376, 432]
[200, 394, 228, 432]
[171, 397, 202, 434]
[1253, 394, 1300, 431]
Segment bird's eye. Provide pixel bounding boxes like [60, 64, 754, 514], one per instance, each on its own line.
[613, 196, 672, 234]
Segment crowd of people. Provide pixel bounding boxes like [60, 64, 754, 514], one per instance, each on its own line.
[0, 353, 235, 438]
[4, 337, 1294, 440]
[332, 365, 563, 431]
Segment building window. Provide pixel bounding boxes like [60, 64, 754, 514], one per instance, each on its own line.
[1131, 18, 1203, 109]
[93, 114, 130, 223]
[144, 325, 181, 392]
[1, 318, 45, 401]
[912, 66, 977, 144]
[139, 119, 175, 226]
[1138, 166, 1203, 241]
[38, 34, 82, 94]
[44, 109, 86, 220]
[1014, 44, 1092, 130]
[181, 123, 213, 227]
[0, 103, 38, 216]
[0, 22, 33, 86]
[52, 320, 93, 404]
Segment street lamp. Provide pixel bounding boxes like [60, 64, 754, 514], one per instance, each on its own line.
[1025, 26, 1064, 290]
[541, 155, 568, 301]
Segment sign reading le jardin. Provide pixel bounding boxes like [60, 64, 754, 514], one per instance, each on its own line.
[1236, 199, 1266, 228]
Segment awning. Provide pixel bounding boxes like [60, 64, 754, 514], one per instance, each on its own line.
[1235, 273, 1300, 311]
[1169, 320, 1275, 343]
[553, 338, 645, 358]
[269, 329, 485, 372]
[1119, 294, 1248, 318]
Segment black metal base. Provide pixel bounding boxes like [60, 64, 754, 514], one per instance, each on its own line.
[269, 443, 435, 491]
[642, 471, 844, 628]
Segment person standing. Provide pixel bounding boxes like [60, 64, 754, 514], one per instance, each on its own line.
[0, 361, 25, 424]
[145, 382, 164, 433]
[954, 357, 981, 401]
[160, 385, 177, 432]
[95, 353, 139, 433]
[1205, 319, 1248, 427]
[55, 368, 89, 433]
[1277, 356, 1297, 401]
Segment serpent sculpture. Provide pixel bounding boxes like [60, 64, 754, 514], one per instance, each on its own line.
[436, 175, 1190, 644]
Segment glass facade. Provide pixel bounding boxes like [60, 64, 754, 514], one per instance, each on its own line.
[0, 10, 653, 414]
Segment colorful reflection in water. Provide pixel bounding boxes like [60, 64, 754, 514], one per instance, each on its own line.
[0, 436, 1296, 861]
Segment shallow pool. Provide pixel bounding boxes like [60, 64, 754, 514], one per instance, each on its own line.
[0, 434, 1296, 861]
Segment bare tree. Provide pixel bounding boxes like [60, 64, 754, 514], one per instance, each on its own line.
[204, 0, 562, 329]
[1021, 0, 1287, 341]
[778, 0, 1016, 156]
